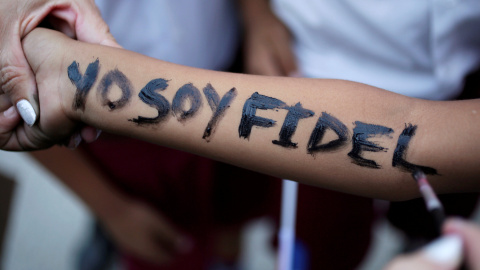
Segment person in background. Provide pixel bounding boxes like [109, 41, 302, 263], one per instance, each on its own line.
[239, 0, 480, 268]
[2, 1, 278, 269]
[13, 28, 480, 270]
[2, 1, 480, 270]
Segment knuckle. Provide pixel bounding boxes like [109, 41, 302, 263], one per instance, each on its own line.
[0, 65, 28, 95]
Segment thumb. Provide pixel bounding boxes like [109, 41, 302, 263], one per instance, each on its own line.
[444, 218, 480, 269]
[385, 234, 463, 270]
[71, 3, 121, 48]
[420, 234, 463, 269]
[47, 2, 121, 49]
[1, 38, 38, 126]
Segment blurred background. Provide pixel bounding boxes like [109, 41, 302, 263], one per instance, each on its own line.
[2, 1, 480, 270]
[0, 151, 478, 270]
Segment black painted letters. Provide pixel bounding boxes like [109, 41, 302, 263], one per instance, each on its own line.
[68, 59, 100, 111]
[172, 83, 203, 121]
[202, 84, 237, 141]
[238, 92, 286, 139]
[66, 59, 439, 176]
[97, 69, 133, 110]
[348, 121, 393, 169]
[307, 112, 349, 154]
[272, 102, 314, 148]
[392, 124, 438, 175]
[130, 79, 170, 124]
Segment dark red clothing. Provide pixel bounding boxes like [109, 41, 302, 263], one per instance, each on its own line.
[294, 185, 373, 270]
[80, 133, 375, 270]
[80, 133, 278, 270]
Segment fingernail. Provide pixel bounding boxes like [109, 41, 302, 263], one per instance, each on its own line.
[67, 134, 82, 149]
[73, 134, 82, 148]
[4, 106, 17, 119]
[423, 234, 463, 266]
[16, 99, 36, 126]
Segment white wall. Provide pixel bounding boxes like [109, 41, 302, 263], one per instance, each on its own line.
[0, 151, 91, 270]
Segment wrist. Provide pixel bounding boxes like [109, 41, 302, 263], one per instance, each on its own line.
[239, 0, 272, 29]
[23, 28, 84, 125]
[57, 39, 88, 124]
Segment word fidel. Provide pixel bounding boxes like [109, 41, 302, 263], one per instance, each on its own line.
[68, 59, 437, 175]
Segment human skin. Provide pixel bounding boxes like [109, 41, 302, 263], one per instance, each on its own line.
[4, 28, 480, 200]
[385, 218, 480, 270]
[30, 146, 188, 264]
[0, 0, 117, 143]
[444, 219, 480, 270]
[239, 0, 297, 76]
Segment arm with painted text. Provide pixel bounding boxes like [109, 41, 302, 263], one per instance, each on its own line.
[6, 28, 480, 200]
[0, 0, 118, 146]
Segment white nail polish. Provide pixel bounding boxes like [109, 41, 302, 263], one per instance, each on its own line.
[424, 234, 463, 266]
[16, 99, 36, 126]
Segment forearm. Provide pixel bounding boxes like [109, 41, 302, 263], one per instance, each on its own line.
[31, 146, 130, 220]
[42, 34, 480, 200]
[237, 0, 297, 76]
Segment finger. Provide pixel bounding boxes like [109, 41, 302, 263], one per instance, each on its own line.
[258, 55, 283, 76]
[444, 218, 480, 269]
[1, 106, 21, 127]
[70, 2, 121, 48]
[152, 214, 192, 254]
[65, 133, 82, 149]
[0, 106, 22, 149]
[46, 14, 76, 38]
[80, 126, 101, 143]
[1, 39, 38, 126]
[271, 34, 298, 76]
[384, 235, 463, 270]
[63, 126, 102, 148]
[45, 2, 121, 49]
[0, 94, 13, 112]
[421, 234, 463, 270]
[154, 221, 182, 252]
[246, 47, 283, 76]
[385, 254, 440, 270]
